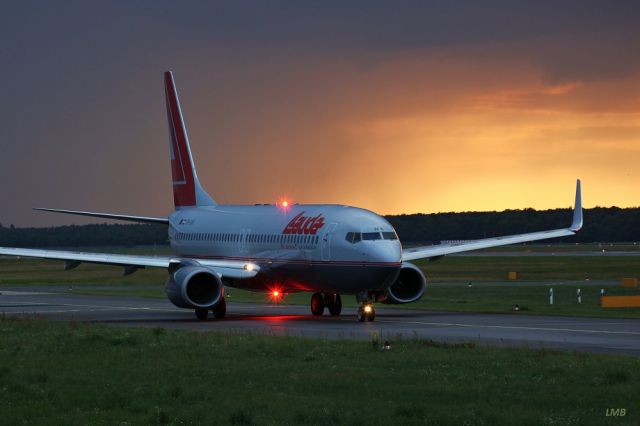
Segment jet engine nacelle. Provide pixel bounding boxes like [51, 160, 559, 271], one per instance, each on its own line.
[165, 264, 223, 309]
[378, 262, 426, 304]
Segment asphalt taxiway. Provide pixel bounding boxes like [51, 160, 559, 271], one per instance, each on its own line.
[1, 287, 639, 356]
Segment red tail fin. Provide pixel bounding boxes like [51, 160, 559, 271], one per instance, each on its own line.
[164, 71, 215, 208]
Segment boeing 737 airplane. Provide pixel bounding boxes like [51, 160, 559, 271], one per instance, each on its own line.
[0, 72, 583, 321]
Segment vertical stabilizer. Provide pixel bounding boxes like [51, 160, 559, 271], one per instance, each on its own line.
[164, 71, 215, 208]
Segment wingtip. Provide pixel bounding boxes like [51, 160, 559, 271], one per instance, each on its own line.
[570, 179, 583, 232]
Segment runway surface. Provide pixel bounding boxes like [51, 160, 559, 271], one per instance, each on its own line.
[1, 287, 639, 356]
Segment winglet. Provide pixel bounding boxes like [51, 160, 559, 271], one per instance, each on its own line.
[570, 179, 583, 232]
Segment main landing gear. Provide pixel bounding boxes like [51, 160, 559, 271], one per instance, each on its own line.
[212, 297, 226, 319]
[310, 292, 375, 321]
[310, 292, 342, 316]
[195, 308, 208, 320]
[194, 296, 227, 320]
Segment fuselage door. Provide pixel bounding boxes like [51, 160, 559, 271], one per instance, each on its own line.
[321, 222, 338, 261]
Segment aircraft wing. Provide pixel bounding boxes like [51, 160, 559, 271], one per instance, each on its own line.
[0, 247, 259, 279]
[402, 180, 583, 261]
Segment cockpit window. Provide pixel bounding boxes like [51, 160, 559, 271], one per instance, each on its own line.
[361, 232, 382, 240]
[345, 232, 362, 243]
[347, 232, 392, 242]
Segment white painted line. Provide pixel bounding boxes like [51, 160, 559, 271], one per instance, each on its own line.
[374, 319, 640, 336]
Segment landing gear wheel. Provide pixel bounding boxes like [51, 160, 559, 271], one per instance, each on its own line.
[357, 304, 375, 322]
[212, 297, 226, 319]
[310, 292, 325, 316]
[367, 306, 376, 322]
[325, 293, 342, 316]
[357, 307, 366, 322]
[195, 308, 208, 320]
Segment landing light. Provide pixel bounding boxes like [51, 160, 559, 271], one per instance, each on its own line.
[244, 263, 256, 271]
[364, 305, 373, 313]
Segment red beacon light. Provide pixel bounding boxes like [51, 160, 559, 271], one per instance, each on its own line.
[277, 197, 292, 212]
[268, 287, 285, 303]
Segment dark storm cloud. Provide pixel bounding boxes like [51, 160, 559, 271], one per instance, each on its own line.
[144, 0, 640, 82]
[1, 1, 639, 225]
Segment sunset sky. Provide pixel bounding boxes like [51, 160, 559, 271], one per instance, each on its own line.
[1, 1, 639, 226]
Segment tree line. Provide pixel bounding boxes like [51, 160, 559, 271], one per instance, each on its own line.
[0, 223, 167, 247]
[387, 207, 640, 244]
[0, 206, 638, 247]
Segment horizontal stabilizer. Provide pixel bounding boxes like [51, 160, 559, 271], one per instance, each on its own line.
[34, 208, 169, 225]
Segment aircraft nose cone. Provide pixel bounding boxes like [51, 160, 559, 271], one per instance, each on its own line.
[369, 242, 402, 263]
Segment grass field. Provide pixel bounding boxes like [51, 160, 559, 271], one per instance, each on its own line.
[1, 248, 639, 318]
[0, 317, 638, 425]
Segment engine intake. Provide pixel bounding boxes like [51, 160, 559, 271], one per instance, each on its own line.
[165, 265, 223, 309]
[379, 262, 426, 304]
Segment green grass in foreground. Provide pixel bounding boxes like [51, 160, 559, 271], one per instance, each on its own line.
[0, 318, 638, 425]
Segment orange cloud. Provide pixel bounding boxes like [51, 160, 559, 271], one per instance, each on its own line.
[190, 49, 640, 215]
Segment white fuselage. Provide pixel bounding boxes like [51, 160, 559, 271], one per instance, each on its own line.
[168, 204, 403, 294]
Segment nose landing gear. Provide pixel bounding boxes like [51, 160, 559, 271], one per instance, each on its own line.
[356, 290, 376, 322]
[357, 303, 375, 322]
